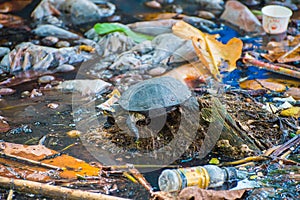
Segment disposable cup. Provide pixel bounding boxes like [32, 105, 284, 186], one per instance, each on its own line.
[261, 5, 292, 34]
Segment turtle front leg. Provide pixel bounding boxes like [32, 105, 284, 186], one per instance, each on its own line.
[126, 113, 140, 140]
[125, 112, 146, 140]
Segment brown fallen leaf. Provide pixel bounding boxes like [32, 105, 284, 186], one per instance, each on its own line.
[179, 187, 247, 200]
[240, 79, 286, 92]
[277, 43, 300, 63]
[172, 21, 243, 81]
[239, 80, 263, 90]
[151, 191, 175, 200]
[261, 35, 300, 63]
[286, 87, 300, 100]
[256, 79, 286, 92]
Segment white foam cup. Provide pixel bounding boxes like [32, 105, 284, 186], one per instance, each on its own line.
[261, 5, 293, 34]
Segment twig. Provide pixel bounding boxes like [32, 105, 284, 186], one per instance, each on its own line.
[122, 172, 138, 183]
[263, 145, 282, 156]
[271, 135, 300, 157]
[0, 152, 62, 171]
[272, 157, 300, 166]
[236, 162, 256, 168]
[106, 164, 180, 170]
[127, 164, 153, 192]
[59, 143, 77, 152]
[280, 150, 292, 159]
[243, 53, 300, 79]
[0, 176, 129, 200]
[7, 189, 14, 200]
[220, 156, 270, 166]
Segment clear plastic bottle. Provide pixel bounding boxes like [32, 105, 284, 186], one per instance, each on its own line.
[158, 165, 244, 192]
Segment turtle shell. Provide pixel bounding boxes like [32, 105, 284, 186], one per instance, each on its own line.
[118, 76, 191, 111]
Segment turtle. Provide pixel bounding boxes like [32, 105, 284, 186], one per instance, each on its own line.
[115, 76, 198, 140]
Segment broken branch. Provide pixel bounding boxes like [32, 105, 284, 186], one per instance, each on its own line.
[0, 176, 129, 200]
[243, 54, 300, 79]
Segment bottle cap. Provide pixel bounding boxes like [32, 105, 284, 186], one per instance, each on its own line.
[158, 169, 181, 192]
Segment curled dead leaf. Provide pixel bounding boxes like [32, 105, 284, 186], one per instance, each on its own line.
[172, 21, 243, 81]
[262, 35, 300, 63]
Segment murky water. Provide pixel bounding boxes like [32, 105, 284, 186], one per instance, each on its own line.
[0, 0, 300, 199]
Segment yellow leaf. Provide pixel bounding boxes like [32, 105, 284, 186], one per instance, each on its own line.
[172, 21, 243, 81]
[209, 158, 220, 165]
[256, 79, 286, 92]
[0, 142, 101, 182]
[239, 80, 263, 90]
[280, 107, 300, 118]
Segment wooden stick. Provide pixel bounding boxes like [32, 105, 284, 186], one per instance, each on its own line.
[271, 135, 300, 157]
[122, 172, 138, 183]
[243, 53, 300, 79]
[107, 164, 180, 170]
[220, 156, 269, 166]
[127, 164, 153, 192]
[0, 176, 129, 200]
[7, 189, 14, 200]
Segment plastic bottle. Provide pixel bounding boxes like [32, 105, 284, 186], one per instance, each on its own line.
[158, 165, 245, 192]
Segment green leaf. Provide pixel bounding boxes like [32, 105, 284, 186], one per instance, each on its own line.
[94, 23, 128, 35]
[94, 23, 154, 43]
[251, 10, 262, 16]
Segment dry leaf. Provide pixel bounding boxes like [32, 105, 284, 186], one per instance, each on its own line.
[172, 21, 243, 81]
[240, 80, 263, 90]
[262, 35, 300, 63]
[277, 43, 300, 63]
[240, 79, 286, 92]
[0, 142, 101, 182]
[256, 79, 286, 92]
[179, 186, 247, 200]
[286, 87, 300, 100]
[280, 107, 300, 118]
